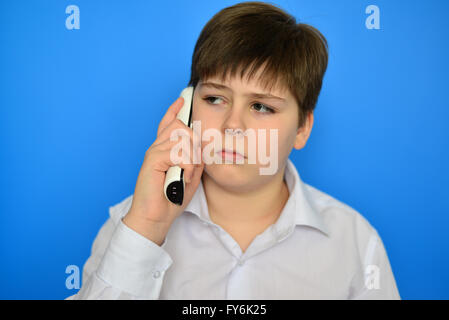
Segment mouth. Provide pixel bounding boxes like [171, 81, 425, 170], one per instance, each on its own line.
[216, 148, 247, 160]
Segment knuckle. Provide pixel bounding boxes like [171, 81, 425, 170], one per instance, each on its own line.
[170, 123, 188, 135]
[145, 146, 153, 156]
[175, 118, 186, 127]
[171, 118, 183, 129]
[174, 119, 191, 134]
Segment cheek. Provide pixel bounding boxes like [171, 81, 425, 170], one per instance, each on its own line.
[192, 100, 218, 125]
[258, 123, 297, 158]
[263, 129, 290, 154]
[192, 110, 219, 136]
[191, 105, 221, 154]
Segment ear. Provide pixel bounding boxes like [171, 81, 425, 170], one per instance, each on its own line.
[293, 112, 314, 150]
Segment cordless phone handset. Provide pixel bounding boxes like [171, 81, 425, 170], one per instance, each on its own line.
[163, 86, 194, 206]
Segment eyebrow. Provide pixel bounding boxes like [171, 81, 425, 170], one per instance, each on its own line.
[199, 82, 286, 102]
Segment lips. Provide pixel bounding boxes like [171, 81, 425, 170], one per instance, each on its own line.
[216, 148, 247, 159]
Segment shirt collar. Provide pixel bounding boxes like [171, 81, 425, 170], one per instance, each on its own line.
[284, 158, 330, 236]
[183, 158, 330, 237]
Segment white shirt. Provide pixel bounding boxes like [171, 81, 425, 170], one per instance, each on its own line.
[66, 158, 400, 300]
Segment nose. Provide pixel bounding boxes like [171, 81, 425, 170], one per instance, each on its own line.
[222, 101, 247, 136]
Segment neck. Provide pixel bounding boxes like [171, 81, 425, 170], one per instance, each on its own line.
[202, 165, 290, 228]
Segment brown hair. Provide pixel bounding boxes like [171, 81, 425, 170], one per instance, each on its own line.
[187, 1, 329, 128]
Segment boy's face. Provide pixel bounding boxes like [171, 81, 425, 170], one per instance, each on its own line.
[192, 67, 313, 191]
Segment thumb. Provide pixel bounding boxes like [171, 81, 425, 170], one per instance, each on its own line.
[183, 163, 204, 205]
[185, 162, 204, 190]
[189, 162, 204, 185]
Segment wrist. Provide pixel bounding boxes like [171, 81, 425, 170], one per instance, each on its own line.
[122, 212, 172, 246]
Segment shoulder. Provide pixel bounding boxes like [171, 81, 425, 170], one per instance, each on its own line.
[302, 183, 400, 299]
[306, 183, 377, 235]
[304, 183, 381, 257]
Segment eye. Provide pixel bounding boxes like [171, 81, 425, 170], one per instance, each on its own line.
[252, 103, 275, 114]
[203, 96, 224, 105]
[203, 96, 275, 114]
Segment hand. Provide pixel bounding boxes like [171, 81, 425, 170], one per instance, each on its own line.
[123, 96, 204, 244]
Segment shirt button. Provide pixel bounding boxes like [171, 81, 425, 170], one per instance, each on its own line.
[237, 260, 244, 266]
[152, 270, 161, 279]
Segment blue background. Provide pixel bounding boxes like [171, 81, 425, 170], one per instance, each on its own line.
[1, 0, 448, 300]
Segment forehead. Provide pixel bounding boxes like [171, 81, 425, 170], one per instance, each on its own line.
[199, 63, 291, 98]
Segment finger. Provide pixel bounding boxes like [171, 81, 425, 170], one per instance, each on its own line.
[156, 118, 190, 144]
[157, 96, 185, 137]
[153, 128, 192, 151]
[177, 150, 195, 183]
[155, 137, 203, 177]
[147, 140, 195, 176]
[154, 119, 200, 152]
[160, 136, 196, 169]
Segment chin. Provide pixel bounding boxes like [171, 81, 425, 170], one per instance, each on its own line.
[203, 163, 262, 190]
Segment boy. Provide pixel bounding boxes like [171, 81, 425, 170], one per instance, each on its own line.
[67, 1, 400, 299]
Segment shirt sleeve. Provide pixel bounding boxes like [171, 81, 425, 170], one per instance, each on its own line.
[65, 217, 173, 300]
[349, 229, 401, 300]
